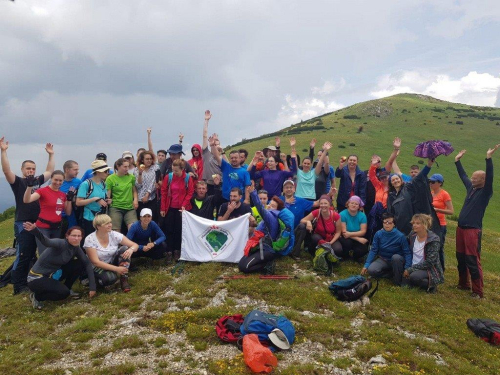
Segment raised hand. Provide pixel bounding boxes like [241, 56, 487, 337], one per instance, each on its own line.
[147, 127, 152, 135]
[275, 136, 280, 147]
[246, 183, 255, 194]
[280, 152, 287, 162]
[371, 156, 380, 166]
[45, 143, 54, 155]
[322, 142, 332, 151]
[66, 187, 76, 201]
[208, 135, 215, 147]
[455, 149, 466, 162]
[205, 110, 212, 121]
[213, 174, 221, 185]
[179, 133, 184, 143]
[0, 137, 8, 151]
[339, 156, 347, 168]
[487, 144, 500, 158]
[310, 138, 316, 148]
[289, 137, 296, 148]
[393, 137, 401, 149]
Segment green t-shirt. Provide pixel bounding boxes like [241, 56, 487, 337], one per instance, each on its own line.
[106, 173, 136, 210]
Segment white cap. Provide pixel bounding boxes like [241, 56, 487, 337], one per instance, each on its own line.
[140, 208, 153, 217]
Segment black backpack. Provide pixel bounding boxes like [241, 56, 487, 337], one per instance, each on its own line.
[329, 275, 378, 302]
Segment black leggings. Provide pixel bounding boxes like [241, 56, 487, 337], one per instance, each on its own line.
[164, 208, 182, 253]
[238, 250, 279, 274]
[337, 238, 368, 261]
[93, 246, 130, 287]
[28, 259, 82, 301]
[132, 242, 167, 260]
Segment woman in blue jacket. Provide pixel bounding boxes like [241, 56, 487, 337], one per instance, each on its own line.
[239, 186, 295, 274]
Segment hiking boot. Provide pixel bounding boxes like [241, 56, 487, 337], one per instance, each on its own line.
[470, 292, 483, 299]
[13, 286, 30, 295]
[289, 254, 301, 261]
[29, 292, 43, 310]
[427, 286, 437, 294]
[120, 276, 131, 293]
[262, 260, 276, 275]
[69, 290, 81, 299]
[165, 252, 173, 264]
[173, 250, 181, 262]
[456, 285, 470, 291]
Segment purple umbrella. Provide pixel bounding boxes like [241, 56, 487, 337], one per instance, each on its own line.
[414, 140, 454, 159]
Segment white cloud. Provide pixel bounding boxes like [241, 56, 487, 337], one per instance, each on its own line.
[371, 70, 500, 107]
[311, 78, 346, 95]
[276, 94, 345, 127]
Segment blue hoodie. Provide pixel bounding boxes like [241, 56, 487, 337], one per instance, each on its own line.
[335, 165, 367, 208]
[364, 227, 412, 269]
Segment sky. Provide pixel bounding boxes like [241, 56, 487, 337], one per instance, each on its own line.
[1, 0, 500, 210]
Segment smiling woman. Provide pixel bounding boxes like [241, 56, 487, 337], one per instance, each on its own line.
[22, 170, 73, 254]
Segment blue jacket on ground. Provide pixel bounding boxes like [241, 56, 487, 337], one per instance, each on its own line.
[364, 227, 412, 269]
[335, 165, 367, 208]
[251, 190, 295, 256]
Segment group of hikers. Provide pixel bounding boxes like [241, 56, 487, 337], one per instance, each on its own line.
[0, 109, 498, 310]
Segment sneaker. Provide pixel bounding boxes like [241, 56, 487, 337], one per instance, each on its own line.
[29, 292, 43, 310]
[69, 290, 81, 299]
[13, 286, 30, 295]
[120, 277, 131, 293]
[470, 292, 483, 299]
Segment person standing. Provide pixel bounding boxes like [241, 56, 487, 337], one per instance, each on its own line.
[60, 160, 82, 234]
[0, 136, 55, 295]
[454, 145, 499, 299]
[429, 173, 454, 272]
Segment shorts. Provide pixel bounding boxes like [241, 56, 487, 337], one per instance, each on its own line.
[108, 207, 137, 230]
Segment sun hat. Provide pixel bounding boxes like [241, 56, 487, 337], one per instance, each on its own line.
[268, 328, 291, 350]
[122, 151, 134, 159]
[91, 159, 110, 173]
[140, 208, 153, 217]
[167, 144, 185, 155]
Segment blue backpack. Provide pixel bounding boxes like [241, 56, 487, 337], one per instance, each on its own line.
[329, 275, 378, 302]
[239, 310, 295, 350]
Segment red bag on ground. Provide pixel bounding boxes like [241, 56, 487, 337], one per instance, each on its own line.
[243, 334, 278, 373]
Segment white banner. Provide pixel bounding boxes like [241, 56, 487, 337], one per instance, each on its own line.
[181, 211, 250, 263]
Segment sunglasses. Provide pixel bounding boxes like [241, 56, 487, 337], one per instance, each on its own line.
[428, 180, 439, 184]
[383, 221, 395, 225]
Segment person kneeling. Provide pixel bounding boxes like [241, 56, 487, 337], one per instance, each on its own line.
[403, 214, 444, 293]
[361, 213, 411, 286]
[127, 208, 167, 260]
[24, 223, 96, 310]
[83, 214, 139, 293]
[239, 186, 295, 274]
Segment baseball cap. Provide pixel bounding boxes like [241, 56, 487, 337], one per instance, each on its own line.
[140, 208, 153, 217]
[96, 153, 107, 161]
[122, 151, 134, 159]
[429, 174, 444, 183]
[283, 180, 295, 186]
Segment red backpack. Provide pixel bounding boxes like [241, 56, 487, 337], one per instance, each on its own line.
[216, 314, 245, 343]
[467, 318, 500, 345]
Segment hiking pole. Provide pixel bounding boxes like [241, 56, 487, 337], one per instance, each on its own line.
[221, 275, 298, 280]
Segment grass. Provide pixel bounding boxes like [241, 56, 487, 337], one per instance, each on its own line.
[0, 218, 500, 373]
[227, 93, 500, 232]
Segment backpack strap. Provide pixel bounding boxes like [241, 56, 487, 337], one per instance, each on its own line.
[367, 279, 378, 299]
[85, 178, 94, 199]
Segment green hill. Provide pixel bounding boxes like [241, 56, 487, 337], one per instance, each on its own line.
[228, 93, 500, 231]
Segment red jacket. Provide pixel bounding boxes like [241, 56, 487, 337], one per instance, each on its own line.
[161, 171, 194, 212]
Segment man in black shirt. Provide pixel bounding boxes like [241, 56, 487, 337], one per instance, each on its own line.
[0, 136, 55, 295]
[218, 187, 253, 221]
[189, 175, 223, 220]
[455, 144, 499, 299]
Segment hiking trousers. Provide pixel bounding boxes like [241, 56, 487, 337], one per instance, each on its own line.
[337, 238, 368, 262]
[11, 221, 38, 293]
[456, 227, 483, 297]
[28, 259, 82, 301]
[239, 249, 279, 274]
[367, 254, 405, 286]
[408, 269, 430, 290]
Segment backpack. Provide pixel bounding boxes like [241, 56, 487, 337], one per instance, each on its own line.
[239, 310, 295, 350]
[329, 275, 378, 302]
[76, 179, 106, 224]
[312, 242, 341, 276]
[467, 318, 500, 345]
[216, 314, 245, 343]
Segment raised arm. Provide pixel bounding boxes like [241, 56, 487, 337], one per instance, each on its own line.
[454, 149, 471, 189]
[210, 133, 222, 165]
[0, 136, 16, 184]
[42, 143, 55, 182]
[309, 138, 316, 159]
[384, 137, 401, 172]
[315, 142, 332, 175]
[485, 144, 499, 192]
[202, 110, 212, 150]
[147, 128, 154, 153]
[322, 153, 330, 174]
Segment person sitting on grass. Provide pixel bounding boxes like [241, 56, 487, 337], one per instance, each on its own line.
[403, 214, 444, 293]
[239, 185, 295, 274]
[361, 213, 411, 286]
[292, 194, 341, 260]
[83, 214, 139, 293]
[126, 208, 167, 260]
[336, 195, 368, 262]
[24, 223, 96, 310]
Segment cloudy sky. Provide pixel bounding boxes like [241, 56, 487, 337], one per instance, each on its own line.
[1, 0, 500, 209]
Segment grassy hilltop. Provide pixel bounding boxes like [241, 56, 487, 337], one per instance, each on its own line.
[228, 93, 500, 232]
[0, 94, 500, 374]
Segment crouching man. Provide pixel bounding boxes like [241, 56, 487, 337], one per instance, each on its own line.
[361, 213, 411, 285]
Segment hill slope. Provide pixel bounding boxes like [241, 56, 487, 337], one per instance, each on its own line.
[229, 93, 500, 231]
